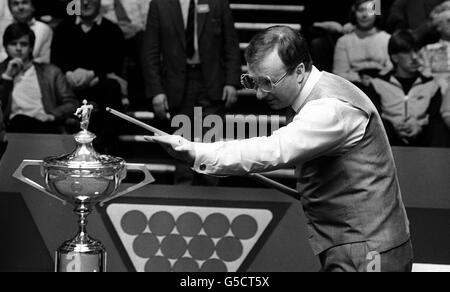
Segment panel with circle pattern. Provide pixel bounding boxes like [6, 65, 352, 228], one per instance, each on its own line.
[106, 204, 273, 272]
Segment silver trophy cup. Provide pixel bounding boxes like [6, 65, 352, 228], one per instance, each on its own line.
[13, 101, 154, 272]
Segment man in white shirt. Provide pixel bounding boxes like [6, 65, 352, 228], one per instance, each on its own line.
[148, 26, 413, 272]
[7, 0, 52, 63]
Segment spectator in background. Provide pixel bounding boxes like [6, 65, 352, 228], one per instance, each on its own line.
[142, 0, 241, 185]
[101, 0, 152, 109]
[368, 30, 450, 147]
[0, 0, 13, 62]
[333, 0, 392, 88]
[0, 23, 78, 134]
[6, 0, 53, 64]
[421, 1, 450, 94]
[51, 0, 126, 153]
[386, 0, 444, 46]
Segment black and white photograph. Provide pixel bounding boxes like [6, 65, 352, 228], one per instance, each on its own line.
[0, 0, 449, 276]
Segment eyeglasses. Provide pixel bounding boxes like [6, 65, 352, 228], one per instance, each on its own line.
[240, 71, 289, 93]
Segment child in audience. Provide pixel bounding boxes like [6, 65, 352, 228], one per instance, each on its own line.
[0, 23, 78, 134]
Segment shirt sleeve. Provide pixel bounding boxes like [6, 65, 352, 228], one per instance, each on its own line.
[192, 98, 369, 176]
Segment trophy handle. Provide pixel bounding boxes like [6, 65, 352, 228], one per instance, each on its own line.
[99, 163, 155, 207]
[12, 160, 67, 205]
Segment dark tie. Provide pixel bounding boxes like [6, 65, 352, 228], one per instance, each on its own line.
[186, 0, 196, 59]
[114, 0, 131, 23]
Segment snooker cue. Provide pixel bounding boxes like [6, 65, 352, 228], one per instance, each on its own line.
[106, 107, 299, 200]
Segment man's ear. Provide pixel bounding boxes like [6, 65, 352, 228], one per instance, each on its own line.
[296, 63, 306, 84]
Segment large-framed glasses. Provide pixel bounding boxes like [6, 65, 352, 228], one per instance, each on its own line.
[241, 71, 289, 93]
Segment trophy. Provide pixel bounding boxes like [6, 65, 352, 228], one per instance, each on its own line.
[13, 101, 154, 272]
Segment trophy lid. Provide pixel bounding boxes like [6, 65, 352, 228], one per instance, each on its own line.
[43, 100, 125, 169]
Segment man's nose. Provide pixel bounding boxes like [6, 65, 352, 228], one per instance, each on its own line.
[256, 88, 268, 100]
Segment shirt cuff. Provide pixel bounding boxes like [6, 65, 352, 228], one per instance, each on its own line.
[192, 142, 220, 174]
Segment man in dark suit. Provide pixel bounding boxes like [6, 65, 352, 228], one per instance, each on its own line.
[142, 0, 241, 185]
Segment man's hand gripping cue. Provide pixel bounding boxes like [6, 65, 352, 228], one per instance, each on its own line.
[145, 135, 196, 167]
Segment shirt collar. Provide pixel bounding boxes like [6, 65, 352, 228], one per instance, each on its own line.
[75, 15, 103, 27]
[291, 66, 322, 113]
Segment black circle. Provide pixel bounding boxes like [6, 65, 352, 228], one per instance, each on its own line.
[203, 213, 230, 238]
[133, 233, 159, 258]
[144, 256, 171, 272]
[121, 210, 148, 236]
[231, 215, 258, 240]
[188, 235, 215, 260]
[201, 259, 228, 272]
[216, 237, 243, 262]
[160, 234, 188, 259]
[148, 211, 175, 235]
[176, 212, 203, 237]
[173, 257, 200, 272]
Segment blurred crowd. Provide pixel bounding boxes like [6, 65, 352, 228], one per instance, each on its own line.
[0, 0, 449, 163]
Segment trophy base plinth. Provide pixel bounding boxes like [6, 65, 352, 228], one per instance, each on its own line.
[55, 238, 106, 272]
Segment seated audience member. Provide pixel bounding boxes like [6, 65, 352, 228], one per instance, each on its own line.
[51, 0, 126, 153]
[0, 0, 14, 62]
[333, 0, 392, 88]
[5, 0, 53, 64]
[421, 1, 450, 94]
[101, 0, 152, 108]
[386, 0, 444, 46]
[0, 23, 78, 134]
[369, 30, 450, 147]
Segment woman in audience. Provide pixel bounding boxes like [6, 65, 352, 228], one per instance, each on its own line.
[0, 23, 78, 134]
[368, 30, 450, 147]
[333, 0, 392, 88]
